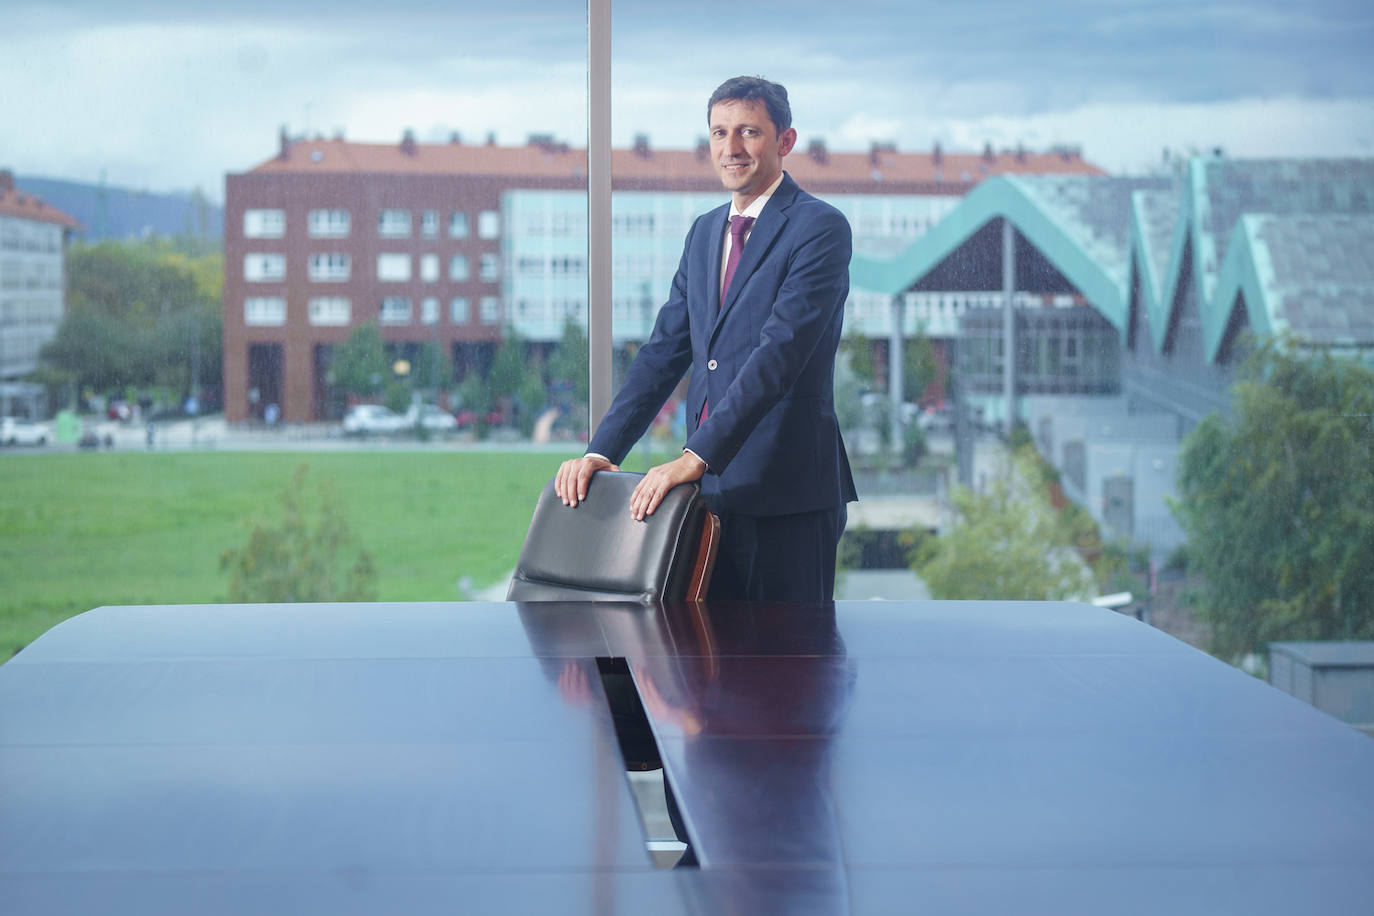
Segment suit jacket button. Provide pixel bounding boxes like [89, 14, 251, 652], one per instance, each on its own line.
[707, 359, 718, 371]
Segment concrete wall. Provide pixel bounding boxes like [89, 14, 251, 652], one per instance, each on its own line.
[1020, 394, 1185, 554]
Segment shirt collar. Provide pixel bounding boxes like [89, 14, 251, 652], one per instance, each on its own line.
[729, 171, 786, 220]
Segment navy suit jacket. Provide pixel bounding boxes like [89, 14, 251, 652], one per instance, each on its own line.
[588, 173, 857, 517]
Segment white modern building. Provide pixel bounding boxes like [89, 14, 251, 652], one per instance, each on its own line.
[0, 169, 80, 417]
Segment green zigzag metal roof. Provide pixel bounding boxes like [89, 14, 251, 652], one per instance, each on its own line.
[1127, 186, 1184, 349]
[854, 157, 1374, 366]
[1207, 213, 1374, 359]
[1148, 158, 1374, 361]
[851, 174, 1170, 334]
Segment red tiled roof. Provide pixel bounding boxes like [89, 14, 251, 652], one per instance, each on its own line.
[245, 137, 1105, 189]
[0, 187, 82, 229]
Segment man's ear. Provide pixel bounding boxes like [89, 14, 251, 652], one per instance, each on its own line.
[777, 127, 798, 157]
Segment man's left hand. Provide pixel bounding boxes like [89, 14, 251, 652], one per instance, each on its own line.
[630, 451, 707, 521]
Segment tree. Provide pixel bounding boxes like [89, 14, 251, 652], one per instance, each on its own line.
[43, 240, 223, 401]
[455, 370, 493, 438]
[488, 329, 548, 431]
[1173, 340, 1374, 660]
[487, 330, 529, 404]
[547, 319, 590, 406]
[330, 322, 389, 400]
[544, 319, 589, 436]
[904, 330, 940, 404]
[412, 339, 452, 393]
[517, 370, 549, 437]
[833, 348, 866, 433]
[841, 335, 877, 390]
[220, 464, 378, 602]
[41, 307, 137, 392]
[916, 450, 1097, 601]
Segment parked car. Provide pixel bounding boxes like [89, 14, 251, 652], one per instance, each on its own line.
[1, 416, 50, 446]
[402, 404, 459, 434]
[454, 408, 505, 429]
[341, 404, 405, 436]
[916, 405, 955, 434]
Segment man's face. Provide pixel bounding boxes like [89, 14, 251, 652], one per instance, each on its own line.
[708, 98, 797, 208]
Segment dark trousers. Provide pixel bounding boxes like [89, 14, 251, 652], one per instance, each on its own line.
[705, 504, 846, 602]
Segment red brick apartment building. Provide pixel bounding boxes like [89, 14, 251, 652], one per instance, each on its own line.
[223, 131, 1100, 423]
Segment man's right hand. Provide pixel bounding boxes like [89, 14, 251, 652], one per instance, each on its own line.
[554, 454, 619, 507]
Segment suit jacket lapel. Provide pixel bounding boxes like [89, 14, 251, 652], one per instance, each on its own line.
[707, 208, 728, 316]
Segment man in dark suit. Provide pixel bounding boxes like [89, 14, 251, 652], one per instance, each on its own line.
[555, 76, 856, 601]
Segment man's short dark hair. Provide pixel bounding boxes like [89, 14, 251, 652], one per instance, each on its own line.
[707, 76, 792, 133]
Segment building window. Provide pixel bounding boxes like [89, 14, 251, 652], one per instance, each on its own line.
[479, 295, 501, 324]
[244, 296, 286, 325]
[612, 212, 655, 236]
[308, 209, 350, 238]
[421, 210, 439, 238]
[308, 253, 351, 282]
[243, 209, 285, 238]
[480, 253, 500, 282]
[550, 256, 585, 276]
[378, 209, 411, 237]
[308, 296, 351, 326]
[421, 296, 439, 325]
[551, 212, 577, 236]
[449, 255, 469, 281]
[380, 296, 412, 324]
[478, 210, 500, 239]
[377, 253, 412, 282]
[244, 253, 285, 282]
[420, 253, 440, 283]
[449, 211, 469, 239]
[450, 296, 469, 324]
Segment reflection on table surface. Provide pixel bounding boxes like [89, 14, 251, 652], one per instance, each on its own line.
[3, 599, 1373, 914]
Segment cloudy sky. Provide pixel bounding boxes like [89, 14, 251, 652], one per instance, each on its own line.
[4, 0, 1372, 201]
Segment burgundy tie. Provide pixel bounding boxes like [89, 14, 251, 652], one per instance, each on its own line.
[721, 215, 755, 301]
[701, 216, 755, 427]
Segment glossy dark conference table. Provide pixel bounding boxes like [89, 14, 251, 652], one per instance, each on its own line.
[3, 599, 1373, 914]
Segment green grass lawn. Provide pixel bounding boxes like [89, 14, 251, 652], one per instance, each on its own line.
[0, 449, 580, 657]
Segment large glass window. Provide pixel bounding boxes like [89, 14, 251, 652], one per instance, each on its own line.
[1, 1, 589, 653]
[5, 0, 1362, 649]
